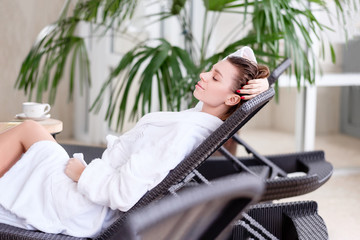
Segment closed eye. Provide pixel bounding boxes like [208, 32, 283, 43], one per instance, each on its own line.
[211, 66, 222, 81]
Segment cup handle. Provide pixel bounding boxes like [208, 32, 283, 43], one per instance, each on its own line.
[44, 104, 51, 115]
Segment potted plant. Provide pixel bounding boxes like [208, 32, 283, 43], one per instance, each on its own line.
[15, 0, 355, 131]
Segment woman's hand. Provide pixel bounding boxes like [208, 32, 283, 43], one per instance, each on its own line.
[65, 158, 86, 182]
[236, 78, 269, 100]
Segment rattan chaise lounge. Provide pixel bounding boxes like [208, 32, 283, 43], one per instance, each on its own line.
[195, 57, 332, 201]
[233, 201, 328, 240]
[119, 173, 264, 240]
[198, 145, 332, 202]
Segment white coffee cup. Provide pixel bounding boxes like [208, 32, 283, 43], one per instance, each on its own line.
[22, 102, 51, 118]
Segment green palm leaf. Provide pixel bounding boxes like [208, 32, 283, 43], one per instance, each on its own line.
[15, 0, 356, 131]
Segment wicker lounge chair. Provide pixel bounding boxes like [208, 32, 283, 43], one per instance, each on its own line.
[119, 174, 264, 240]
[233, 201, 328, 240]
[195, 57, 332, 201]
[198, 147, 333, 202]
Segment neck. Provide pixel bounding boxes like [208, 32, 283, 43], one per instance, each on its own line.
[201, 103, 229, 120]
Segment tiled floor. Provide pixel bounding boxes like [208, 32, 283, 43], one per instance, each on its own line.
[236, 128, 360, 240]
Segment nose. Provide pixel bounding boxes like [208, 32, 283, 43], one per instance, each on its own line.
[199, 72, 209, 82]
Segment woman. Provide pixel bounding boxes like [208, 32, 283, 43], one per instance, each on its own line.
[0, 47, 269, 237]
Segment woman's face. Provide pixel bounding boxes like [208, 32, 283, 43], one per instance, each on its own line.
[193, 59, 239, 110]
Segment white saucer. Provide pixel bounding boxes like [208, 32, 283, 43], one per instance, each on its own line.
[15, 113, 51, 121]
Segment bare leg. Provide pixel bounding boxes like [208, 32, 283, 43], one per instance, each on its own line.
[0, 120, 56, 177]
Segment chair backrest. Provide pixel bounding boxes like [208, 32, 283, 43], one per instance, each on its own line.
[118, 174, 264, 240]
[267, 58, 291, 85]
[133, 87, 275, 206]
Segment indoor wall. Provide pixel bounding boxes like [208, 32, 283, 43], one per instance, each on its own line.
[0, 0, 74, 139]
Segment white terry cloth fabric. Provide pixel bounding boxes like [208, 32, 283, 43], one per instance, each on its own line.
[224, 46, 257, 64]
[0, 141, 120, 237]
[0, 107, 222, 237]
[77, 109, 223, 211]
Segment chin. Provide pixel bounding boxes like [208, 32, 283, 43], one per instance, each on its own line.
[192, 89, 197, 97]
[193, 90, 201, 101]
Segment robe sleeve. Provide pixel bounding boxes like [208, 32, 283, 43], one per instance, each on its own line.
[77, 125, 202, 212]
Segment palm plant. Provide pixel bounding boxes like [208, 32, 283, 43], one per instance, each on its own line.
[15, 0, 356, 130]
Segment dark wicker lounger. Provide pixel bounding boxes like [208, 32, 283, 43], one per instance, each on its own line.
[120, 174, 264, 240]
[198, 149, 333, 202]
[233, 201, 328, 240]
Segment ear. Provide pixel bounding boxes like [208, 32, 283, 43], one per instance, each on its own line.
[225, 94, 241, 106]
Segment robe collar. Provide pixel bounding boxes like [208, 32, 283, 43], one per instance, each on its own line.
[136, 106, 223, 132]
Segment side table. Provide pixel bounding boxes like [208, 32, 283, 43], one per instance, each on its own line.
[0, 118, 63, 137]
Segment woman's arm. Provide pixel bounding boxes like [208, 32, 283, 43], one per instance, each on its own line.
[236, 78, 269, 100]
[74, 125, 200, 212]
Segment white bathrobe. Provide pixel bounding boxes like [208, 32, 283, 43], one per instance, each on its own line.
[0, 107, 222, 237]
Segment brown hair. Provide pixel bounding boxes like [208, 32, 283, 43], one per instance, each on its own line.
[222, 56, 270, 120]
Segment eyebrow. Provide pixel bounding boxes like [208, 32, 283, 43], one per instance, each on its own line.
[213, 67, 223, 78]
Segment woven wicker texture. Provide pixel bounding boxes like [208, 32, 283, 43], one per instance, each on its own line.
[0, 223, 84, 240]
[232, 201, 328, 240]
[239, 150, 333, 201]
[121, 174, 264, 240]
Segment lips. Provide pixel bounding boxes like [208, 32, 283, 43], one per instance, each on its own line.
[196, 82, 205, 90]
